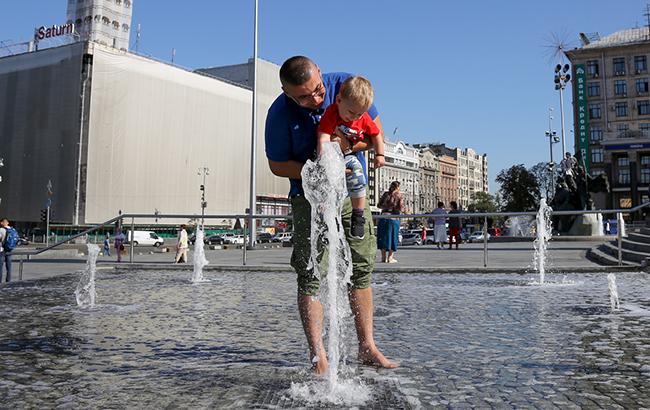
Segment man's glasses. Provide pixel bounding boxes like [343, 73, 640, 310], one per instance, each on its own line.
[287, 78, 325, 106]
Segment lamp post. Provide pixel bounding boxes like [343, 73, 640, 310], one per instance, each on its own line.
[545, 107, 560, 200]
[198, 167, 210, 229]
[554, 63, 571, 156]
[248, 0, 259, 249]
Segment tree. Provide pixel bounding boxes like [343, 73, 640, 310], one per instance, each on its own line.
[496, 164, 540, 212]
[529, 162, 556, 202]
[468, 191, 498, 213]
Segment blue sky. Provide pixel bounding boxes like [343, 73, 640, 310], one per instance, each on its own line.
[2, 1, 648, 192]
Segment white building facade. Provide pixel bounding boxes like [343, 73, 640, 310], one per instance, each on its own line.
[376, 141, 420, 213]
[66, 0, 134, 50]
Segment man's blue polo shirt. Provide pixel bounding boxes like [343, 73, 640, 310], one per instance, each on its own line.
[265, 72, 379, 198]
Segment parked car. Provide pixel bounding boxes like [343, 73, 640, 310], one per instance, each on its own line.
[256, 233, 274, 243]
[125, 230, 164, 247]
[400, 233, 422, 246]
[225, 235, 245, 245]
[467, 231, 491, 243]
[206, 234, 226, 245]
[272, 232, 293, 243]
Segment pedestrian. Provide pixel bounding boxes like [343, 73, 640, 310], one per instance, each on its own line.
[103, 234, 111, 257]
[265, 55, 397, 374]
[605, 219, 611, 235]
[0, 218, 18, 282]
[421, 224, 427, 244]
[448, 201, 462, 250]
[431, 201, 448, 249]
[316, 75, 385, 239]
[174, 224, 189, 263]
[114, 228, 125, 263]
[377, 181, 406, 263]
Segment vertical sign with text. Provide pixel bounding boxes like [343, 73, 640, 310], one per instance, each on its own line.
[575, 64, 589, 172]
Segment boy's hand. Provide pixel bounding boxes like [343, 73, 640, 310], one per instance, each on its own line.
[374, 155, 385, 168]
[331, 128, 352, 153]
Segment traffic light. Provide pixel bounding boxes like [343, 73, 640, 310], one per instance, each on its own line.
[40, 208, 47, 222]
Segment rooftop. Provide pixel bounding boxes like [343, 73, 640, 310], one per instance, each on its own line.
[577, 27, 650, 50]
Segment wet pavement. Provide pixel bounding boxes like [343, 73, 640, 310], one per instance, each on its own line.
[1, 270, 649, 408]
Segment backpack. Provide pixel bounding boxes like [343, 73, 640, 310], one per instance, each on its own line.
[3, 227, 19, 251]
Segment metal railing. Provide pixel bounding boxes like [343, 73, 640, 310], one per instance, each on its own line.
[12, 202, 650, 279]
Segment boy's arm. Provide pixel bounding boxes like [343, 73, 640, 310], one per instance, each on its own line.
[317, 131, 332, 156]
[348, 115, 383, 153]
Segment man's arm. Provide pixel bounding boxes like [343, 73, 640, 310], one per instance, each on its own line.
[268, 159, 304, 180]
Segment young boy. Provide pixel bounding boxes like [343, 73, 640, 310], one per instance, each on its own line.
[317, 76, 385, 239]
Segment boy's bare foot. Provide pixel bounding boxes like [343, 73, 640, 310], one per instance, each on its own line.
[311, 354, 329, 376]
[358, 347, 399, 369]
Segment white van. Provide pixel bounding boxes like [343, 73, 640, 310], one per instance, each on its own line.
[125, 231, 165, 247]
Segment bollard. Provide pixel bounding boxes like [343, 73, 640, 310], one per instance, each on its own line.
[243, 224, 247, 266]
[617, 212, 622, 267]
[483, 216, 488, 268]
[129, 217, 135, 264]
[19, 258, 24, 281]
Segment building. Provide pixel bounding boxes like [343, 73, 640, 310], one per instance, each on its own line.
[566, 27, 650, 209]
[376, 141, 420, 213]
[0, 41, 289, 227]
[66, 0, 134, 50]
[437, 154, 458, 208]
[418, 147, 438, 212]
[415, 143, 488, 209]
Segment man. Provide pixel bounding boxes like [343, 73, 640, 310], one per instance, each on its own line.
[265, 56, 397, 374]
[0, 218, 14, 282]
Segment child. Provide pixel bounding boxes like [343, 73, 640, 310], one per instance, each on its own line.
[317, 76, 385, 239]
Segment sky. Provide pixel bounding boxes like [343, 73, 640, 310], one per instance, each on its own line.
[2, 0, 649, 193]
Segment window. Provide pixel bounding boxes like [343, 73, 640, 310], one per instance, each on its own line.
[75, 18, 82, 26]
[618, 169, 630, 184]
[617, 123, 630, 137]
[112, 20, 120, 30]
[591, 169, 605, 177]
[587, 60, 600, 77]
[642, 155, 650, 166]
[102, 16, 110, 25]
[639, 100, 650, 115]
[125, 0, 131, 7]
[591, 148, 604, 163]
[636, 78, 649, 94]
[615, 102, 628, 117]
[590, 125, 603, 142]
[618, 157, 630, 167]
[122, 23, 130, 32]
[115, 0, 122, 4]
[587, 82, 600, 97]
[614, 80, 627, 96]
[613, 57, 626, 75]
[642, 168, 650, 184]
[589, 103, 601, 119]
[635, 55, 647, 73]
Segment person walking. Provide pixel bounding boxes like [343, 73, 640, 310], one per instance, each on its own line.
[0, 218, 17, 282]
[265, 55, 397, 374]
[103, 234, 111, 257]
[377, 181, 406, 263]
[174, 224, 189, 263]
[431, 201, 447, 249]
[114, 229, 125, 263]
[448, 201, 462, 250]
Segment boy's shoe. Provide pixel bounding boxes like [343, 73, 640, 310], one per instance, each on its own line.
[350, 212, 366, 240]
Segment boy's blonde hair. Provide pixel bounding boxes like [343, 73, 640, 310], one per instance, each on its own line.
[339, 76, 374, 111]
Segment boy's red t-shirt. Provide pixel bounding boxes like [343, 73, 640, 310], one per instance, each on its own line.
[318, 103, 380, 143]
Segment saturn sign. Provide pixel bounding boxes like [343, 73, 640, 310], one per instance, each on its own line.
[35, 23, 75, 41]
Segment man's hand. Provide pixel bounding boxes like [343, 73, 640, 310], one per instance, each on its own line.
[374, 155, 385, 168]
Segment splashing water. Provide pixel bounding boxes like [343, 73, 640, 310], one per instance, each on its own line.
[506, 215, 535, 237]
[75, 243, 100, 308]
[608, 273, 620, 311]
[617, 213, 626, 237]
[533, 199, 553, 284]
[294, 142, 369, 404]
[596, 213, 604, 236]
[192, 229, 209, 283]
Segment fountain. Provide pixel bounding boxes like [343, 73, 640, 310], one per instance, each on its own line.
[506, 215, 534, 237]
[296, 142, 369, 404]
[75, 243, 100, 308]
[532, 199, 553, 284]
[192, 229, 209, 283]
[607, 273, 620, 311]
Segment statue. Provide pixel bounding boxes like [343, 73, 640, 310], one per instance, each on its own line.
[551, 152, 610, 234]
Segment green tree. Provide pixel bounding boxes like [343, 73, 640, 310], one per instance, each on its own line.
[468, 191, 498, 213]
[529, 161, 556, 202]
[496, 164, 540, 212]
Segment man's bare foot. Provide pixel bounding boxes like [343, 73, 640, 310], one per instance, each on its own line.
[311, 354, 329, 376]
[358, 347, 399, 369]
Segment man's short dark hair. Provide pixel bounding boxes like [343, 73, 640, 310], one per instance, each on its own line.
[437, 201, 444, 208]
[279, 56, 315, 86]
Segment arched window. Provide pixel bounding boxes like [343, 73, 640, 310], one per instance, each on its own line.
[124, 0, 131, 8]
[115, 0, 122, 5]
[122, 23, 130, 32]
[75, 18, 83, 26]
[94, 15, 101, 22]
[102, 17, 110, 25]
[112, 20, 120, 30]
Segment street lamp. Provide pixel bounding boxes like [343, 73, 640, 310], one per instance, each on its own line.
[198, 167, 210, 229]
[554, 63, 571, 155]
[545, 107, 560, 199]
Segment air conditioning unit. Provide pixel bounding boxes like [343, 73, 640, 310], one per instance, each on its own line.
[615, 71, 626, 76]
[594, 73, 599, 78]
[637, 69, 643, 74]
